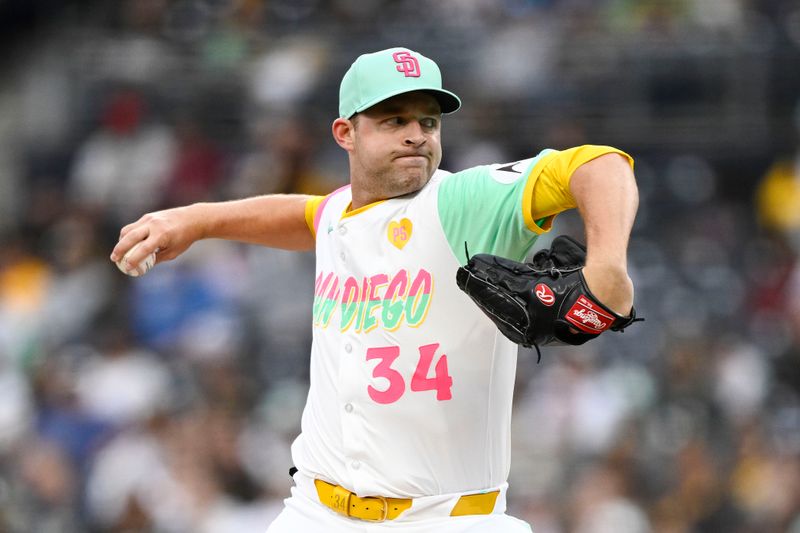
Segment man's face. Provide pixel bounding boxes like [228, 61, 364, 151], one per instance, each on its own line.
[348, 92, 442, 201]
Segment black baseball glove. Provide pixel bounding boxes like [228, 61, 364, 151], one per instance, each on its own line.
[456, 236, 641, 360]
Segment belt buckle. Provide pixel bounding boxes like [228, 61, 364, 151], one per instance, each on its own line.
[360, 495, 389, 522]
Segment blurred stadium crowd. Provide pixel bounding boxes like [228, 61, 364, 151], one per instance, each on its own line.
[1, 0, 800, 532]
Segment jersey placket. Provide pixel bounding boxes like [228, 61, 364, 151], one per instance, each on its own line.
[331, 215, 370, 490]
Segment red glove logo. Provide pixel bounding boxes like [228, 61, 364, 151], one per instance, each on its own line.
[534, 283, 555, 306]
[565, 295, 614, 333]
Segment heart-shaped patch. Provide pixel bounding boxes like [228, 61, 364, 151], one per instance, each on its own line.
[387, 218, 413, 249]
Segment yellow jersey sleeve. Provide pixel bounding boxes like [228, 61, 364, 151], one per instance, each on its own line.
[304, 195, 325, 239]
[522, 145, 634, 231]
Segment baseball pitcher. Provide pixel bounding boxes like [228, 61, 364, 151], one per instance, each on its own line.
[111, 48, 639, 532]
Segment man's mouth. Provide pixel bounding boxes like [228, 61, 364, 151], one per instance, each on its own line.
[394, 153, 428, 161]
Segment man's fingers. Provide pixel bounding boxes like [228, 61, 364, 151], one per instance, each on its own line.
[112, 209, 189, 269]
[123, 239, 161, 269]
[119, 223, 135, 239]
[110, 226, 150, 262]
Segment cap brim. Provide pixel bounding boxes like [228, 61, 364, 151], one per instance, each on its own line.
[350, 87, 461, 117]
[425, 89, 461, 115]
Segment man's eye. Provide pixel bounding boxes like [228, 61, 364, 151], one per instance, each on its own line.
[421, 118, 438, 129]
[387, 117, 404, 126]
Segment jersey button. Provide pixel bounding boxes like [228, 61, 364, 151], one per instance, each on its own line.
[339, 226, 347, 235]
[344, 403, 353, 413]
[351, 460, 360, 470]
[344, 343, 352, 353]
[339, 252, 346, 261]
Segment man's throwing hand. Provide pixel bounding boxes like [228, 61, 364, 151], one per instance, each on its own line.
[110, 205, 206, 273]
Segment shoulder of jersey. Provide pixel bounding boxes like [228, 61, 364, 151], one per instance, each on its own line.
[488, 158, 534, 184]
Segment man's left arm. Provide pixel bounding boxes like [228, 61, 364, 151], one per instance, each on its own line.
[569, 153, 638, 316]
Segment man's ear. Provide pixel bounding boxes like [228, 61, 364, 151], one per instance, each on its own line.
[332, 117, 355, 151]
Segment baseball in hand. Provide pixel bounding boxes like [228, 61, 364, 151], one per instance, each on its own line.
[116, 243, 157, 277]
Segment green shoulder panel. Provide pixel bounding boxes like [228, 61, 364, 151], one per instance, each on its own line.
[437, 150, 554, 265]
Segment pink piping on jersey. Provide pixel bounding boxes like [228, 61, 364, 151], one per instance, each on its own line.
[313, 184, 352, 235]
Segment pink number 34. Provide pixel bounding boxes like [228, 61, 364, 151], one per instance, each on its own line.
[366, 343, 453, 404]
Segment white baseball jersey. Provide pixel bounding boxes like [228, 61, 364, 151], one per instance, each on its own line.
[292, 145, 632, 499]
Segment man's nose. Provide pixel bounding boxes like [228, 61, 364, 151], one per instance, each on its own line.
[403, 123, 426, 146]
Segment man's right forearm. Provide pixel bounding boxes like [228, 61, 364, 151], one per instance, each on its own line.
[111, 193, 315, 268]
[194, 194, 315, 250]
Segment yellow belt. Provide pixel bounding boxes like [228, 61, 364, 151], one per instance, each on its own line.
[314, 479, 500, 522]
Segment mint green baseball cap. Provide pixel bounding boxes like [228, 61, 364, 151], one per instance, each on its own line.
[339, 47, 461, 119]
